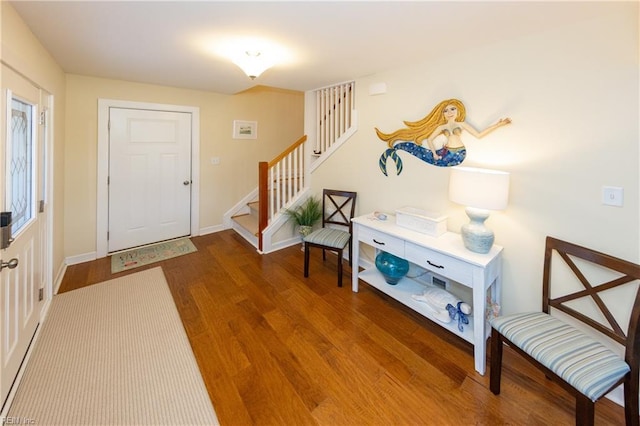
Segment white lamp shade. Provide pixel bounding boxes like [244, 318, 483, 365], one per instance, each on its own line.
[449, 167, 510, 211]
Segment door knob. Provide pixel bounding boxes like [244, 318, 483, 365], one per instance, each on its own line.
[183, 180, 191, 185]
[0, 258, 18, 271]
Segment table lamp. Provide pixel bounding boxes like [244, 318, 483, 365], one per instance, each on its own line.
[448, 167, 510, 254]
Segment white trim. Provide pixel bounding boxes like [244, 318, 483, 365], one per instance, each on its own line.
[65, 252, 97, 266]
[40, 92, 54, 304]
[310, 111, 358, 173]
[222, 187, 258, 227]
[96, 99, 200, 258]
[261, 236, 300, 254]
[53, 260, 67, 295]
[199, 224, 229, 236]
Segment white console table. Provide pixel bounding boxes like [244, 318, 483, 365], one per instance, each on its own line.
[351, 213, 503, 375]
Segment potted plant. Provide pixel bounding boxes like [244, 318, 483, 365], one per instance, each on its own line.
[284, 196, 322, 238]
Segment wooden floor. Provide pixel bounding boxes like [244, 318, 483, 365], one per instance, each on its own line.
[59, 231, 626, 425]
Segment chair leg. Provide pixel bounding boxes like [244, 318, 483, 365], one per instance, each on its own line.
[490, 327, 503, 395]
[337, 249, 343, 287]
[304, 242, 310, 278]
[624, 371, 640, 426]
[575, 395, 595, 426]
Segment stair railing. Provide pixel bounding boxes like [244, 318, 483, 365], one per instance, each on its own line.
[258, 135, 307, 250]
[314, 81, 355, 155]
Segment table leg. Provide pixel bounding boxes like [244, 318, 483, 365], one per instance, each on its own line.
[351, 225, 360, 292]
[473, 281, 487, 375]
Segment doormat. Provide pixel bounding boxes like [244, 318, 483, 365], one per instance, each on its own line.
[111, 238, 197, 273]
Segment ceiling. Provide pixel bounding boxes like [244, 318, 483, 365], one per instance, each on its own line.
[9, 1, 614, 95]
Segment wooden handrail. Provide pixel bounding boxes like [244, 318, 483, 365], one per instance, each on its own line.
[249, 82, 356, 253]
[268, 135, 307, 167]
[258, 135, 307, 251]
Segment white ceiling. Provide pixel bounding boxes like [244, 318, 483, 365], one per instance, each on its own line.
[9, 1, 615, 95]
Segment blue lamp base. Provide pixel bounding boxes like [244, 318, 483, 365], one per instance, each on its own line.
[460, 207, 494, 254]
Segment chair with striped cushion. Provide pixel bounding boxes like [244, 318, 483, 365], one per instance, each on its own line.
[490, 236, 640, 426]
[304, 189, 357, 287]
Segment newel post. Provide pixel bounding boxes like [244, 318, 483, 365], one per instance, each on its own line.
[258, 161, 269, 252]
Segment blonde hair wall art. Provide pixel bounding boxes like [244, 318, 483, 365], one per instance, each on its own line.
[376, 98, 511, 175]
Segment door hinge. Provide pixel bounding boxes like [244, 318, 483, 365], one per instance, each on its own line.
[107, 231, 109, 240]
[38, 288, 44, 301]
[39, 200, 45, 213]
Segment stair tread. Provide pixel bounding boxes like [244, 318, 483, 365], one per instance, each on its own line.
[232, 213, 259, 236]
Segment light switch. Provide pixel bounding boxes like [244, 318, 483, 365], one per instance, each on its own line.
[602, 186, 623, 207]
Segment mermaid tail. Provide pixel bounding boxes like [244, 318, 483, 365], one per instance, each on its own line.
[378, 142, 466, 176]
[379, 148, 403, 176]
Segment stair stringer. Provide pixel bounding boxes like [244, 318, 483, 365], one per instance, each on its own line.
[310, 110, 358, 173]
[225, 188, 259, 249]
[224, 188, 258, 228]
[260, 188, 313, 254]
[226, 187, 315, 253]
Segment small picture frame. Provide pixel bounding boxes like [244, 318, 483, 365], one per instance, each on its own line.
[233, 120, 258, 139]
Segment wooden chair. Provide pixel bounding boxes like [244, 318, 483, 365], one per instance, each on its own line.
[303, 189, 357, 287]
[490, 236, 640, 426]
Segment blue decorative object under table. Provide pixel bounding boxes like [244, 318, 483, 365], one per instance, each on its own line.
[375, 251, 409, 285]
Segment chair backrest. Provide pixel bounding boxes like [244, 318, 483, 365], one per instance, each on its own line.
[543, 236, 640, 367]
[321, 189, 357, 233]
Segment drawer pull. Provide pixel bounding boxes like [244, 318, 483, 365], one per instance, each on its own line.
[372, 239, 386, 246]
[427, 260, 444, 269]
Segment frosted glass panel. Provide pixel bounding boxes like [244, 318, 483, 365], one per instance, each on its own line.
[8, 98, 34, 235]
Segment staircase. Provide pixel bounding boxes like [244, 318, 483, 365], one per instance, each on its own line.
[229, 81, 357, 253]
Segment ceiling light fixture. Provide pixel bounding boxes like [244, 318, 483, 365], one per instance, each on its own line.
[233, 51, 271, 80]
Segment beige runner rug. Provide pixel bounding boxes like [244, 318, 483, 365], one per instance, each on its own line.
[8, 267, 219, 426]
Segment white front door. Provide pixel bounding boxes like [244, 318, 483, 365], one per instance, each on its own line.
[0, 67, 45, 408]
[108, 108, 192, 252]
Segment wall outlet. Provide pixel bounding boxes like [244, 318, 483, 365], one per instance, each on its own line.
[211, 157, 220, 165]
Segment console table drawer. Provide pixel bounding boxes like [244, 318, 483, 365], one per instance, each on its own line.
[358, 226, 404, 257]
[405, 242, 473, 284]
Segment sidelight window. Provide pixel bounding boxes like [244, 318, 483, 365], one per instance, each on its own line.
[6, 93, 36, 236]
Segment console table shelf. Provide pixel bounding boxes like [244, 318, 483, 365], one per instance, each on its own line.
[351, 213, 503, 375]
[358, 268, 476, 343]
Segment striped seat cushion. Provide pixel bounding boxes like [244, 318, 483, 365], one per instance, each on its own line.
[491, 312, 630, 401]
[304, 228, 350, 250]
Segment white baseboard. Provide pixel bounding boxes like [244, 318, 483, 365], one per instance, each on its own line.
[606, 386, 623, 407]
[65, 251, 97, 266]
[262, 236, 301, 254]
[53, 261, 67, 295]
[199, 224, 229, 236]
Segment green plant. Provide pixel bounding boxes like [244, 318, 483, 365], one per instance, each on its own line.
[284, 196, 323, 228]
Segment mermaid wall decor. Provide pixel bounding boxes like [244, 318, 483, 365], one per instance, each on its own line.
[376, 99, 511, 175]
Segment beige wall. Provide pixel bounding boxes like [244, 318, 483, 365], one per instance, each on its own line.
[65, 76, 303, 257]
[1, 2, 67, 283]
[310, 3, 639, 316]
